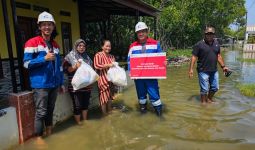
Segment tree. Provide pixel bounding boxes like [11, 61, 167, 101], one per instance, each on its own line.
[83, 0, 246, 56]
[143, 0, 246, 50]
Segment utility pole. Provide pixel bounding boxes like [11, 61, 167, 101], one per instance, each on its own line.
[244, 11, 248, 44]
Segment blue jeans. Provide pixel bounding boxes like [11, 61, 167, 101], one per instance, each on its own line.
[198, 71, 219, 95]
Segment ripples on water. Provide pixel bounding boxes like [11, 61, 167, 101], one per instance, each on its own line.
[14, 51, 255, 150]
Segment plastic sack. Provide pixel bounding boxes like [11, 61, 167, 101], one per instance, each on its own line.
[71, 61, 99, 90]
[107, 62, 127, 86]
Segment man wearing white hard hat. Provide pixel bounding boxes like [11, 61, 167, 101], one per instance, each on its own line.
[127, 22, 163, 117]
[23, 11, 64, 143]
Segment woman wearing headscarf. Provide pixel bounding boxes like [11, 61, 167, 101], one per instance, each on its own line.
[63, 39, 93, 124]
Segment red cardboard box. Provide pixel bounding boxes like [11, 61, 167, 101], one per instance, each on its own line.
[130, 52, 167, 79]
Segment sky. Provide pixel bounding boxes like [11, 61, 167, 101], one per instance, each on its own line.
[246, 0, 255, 26]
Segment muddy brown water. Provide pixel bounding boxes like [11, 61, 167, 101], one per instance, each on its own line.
[13, 51, 255, 150]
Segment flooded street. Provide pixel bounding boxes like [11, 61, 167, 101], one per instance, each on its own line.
[14, 50, 255, 150]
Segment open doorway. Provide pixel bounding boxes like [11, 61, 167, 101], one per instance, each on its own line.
[61, 22, 72, 55]
[17, 16, 37, 90]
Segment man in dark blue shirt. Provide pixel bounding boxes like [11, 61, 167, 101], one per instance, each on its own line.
[189, 26, 229, 105]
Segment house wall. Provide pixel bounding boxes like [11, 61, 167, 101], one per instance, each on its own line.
[0, 107, 19, 150]
[0, 0, 80, 59]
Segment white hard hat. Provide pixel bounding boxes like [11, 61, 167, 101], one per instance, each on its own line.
[37, 11, 55, 24]
[135, 22, 148, 32]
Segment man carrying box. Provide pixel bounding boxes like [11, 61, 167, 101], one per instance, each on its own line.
[127, 22, 164, 117]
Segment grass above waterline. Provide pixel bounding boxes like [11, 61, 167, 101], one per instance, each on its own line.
[167, 49, 192, 58]
[237, 84, 255, 97]
[237, 58, 255, 62]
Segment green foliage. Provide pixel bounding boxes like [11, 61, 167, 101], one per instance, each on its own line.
[236, 27, 246, 40]
[81, 0, 246, 58]
[248, 36, 255, 44]
[81, 16, 136, 59]
[166, 49, 192, 58]
[237, 84, 255, 97]
[143, 0, 246, 50]
[224, 28, 236, 37]
[224, 26, 246, 41]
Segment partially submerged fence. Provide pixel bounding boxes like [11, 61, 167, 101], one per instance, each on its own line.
[243, 44, 255, 52]
[243, 44, 255, 59]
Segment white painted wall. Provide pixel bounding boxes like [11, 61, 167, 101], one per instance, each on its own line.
[52, 80, 99, 125]
[53, 70, 134, 125]
[0, 107, 19, 150]
[0, 94, 74, 150]
[0, 71, 134, 149]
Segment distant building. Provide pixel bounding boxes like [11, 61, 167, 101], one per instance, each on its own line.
[245, 26, 255, 44]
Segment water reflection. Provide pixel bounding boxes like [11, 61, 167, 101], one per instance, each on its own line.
[243, 52, 255, 59]
[14, 50, 255, 150]
[241, 51, 255, 83]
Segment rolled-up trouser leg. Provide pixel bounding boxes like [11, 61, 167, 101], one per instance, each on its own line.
[198, 72, 210, 95]
[209, 71, 219, 93]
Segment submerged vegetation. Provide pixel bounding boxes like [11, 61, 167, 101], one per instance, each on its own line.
[237, 58, 255, 62]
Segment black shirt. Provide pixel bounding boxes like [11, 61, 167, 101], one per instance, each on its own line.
[192, 39, 220, 72]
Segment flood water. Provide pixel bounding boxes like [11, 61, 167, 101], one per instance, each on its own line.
[14, 50, 255, 150]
